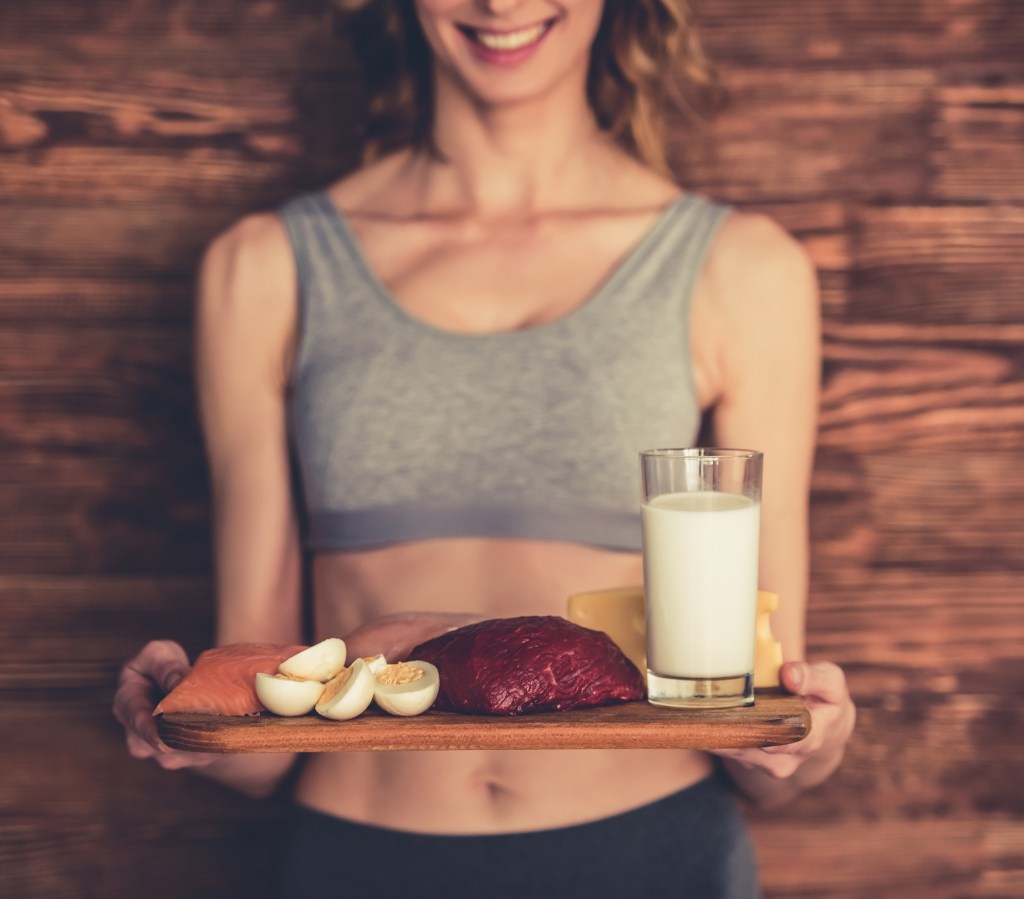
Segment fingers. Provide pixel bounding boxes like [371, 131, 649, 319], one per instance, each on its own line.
[761, 722, 827, 759]
[127, 640, 191, 694]
[152, 750, 218, 770]
[125, 730, 216, 769]
[113, 665, 162, 737]
[753, 753, 802, 779]
[781, 660, 848, 704]
[714, 746, 804, 779]
[113, 640, 192, 757]
[113, 641, 220, 772]
[714, 660, 855, 781]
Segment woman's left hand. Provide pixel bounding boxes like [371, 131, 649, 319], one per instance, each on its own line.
[714, 660, 856, 781]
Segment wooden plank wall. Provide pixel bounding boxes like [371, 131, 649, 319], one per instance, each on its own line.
[1, 1, 1021, 896]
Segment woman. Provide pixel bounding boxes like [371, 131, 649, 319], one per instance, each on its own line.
[115, 0, 855, 895]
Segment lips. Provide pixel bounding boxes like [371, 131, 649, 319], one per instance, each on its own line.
[456, 17, 557, 60]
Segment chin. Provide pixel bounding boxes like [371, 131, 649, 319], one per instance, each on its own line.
[418, 0, 605, 110]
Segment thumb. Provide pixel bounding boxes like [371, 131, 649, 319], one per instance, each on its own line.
[780, 661, 807, 694]
[159, 666, 188, 694]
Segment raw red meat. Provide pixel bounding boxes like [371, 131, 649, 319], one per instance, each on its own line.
[412, 615, 645, 715]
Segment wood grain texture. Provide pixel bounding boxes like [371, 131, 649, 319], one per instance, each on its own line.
[1, 0, 1022, 897]
[156, 693, 811, 753]
[747, 820, 1024, 899]
[0, 695, 290, 899]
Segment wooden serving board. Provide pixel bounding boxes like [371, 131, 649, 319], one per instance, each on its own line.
[157, 690, 809, 753]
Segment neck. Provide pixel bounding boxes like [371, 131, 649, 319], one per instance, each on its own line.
[412, 66, 616, 220]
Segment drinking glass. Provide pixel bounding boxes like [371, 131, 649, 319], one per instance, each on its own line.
[640, 448, 763, 708]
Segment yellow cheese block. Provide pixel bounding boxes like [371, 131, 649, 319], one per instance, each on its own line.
[754, 590, 784, 688]
[566, 586, 646, 674]
[566, 587, 783, 687]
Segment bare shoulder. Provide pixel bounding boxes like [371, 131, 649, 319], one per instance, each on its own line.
[196, 211, 297, 384]
[200, 212, 294, 308]
[704, 211, 817, 318]
[692, 211, 820, 408]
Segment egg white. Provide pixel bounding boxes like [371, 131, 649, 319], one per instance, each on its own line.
[374, 660, 440, 716]
[278, 638, 347, 682]
[315, 657, 375, 721]
[255, 672, 325, 716]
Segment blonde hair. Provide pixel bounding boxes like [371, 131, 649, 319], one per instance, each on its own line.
[332, 0, 717, 173]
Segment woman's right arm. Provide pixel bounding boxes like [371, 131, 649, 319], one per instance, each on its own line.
[114, 212, 304, 798]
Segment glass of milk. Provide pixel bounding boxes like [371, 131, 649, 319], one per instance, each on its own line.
[640, 448, 762, 709]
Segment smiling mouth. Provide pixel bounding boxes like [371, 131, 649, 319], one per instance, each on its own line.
[457, 18, 557, 53]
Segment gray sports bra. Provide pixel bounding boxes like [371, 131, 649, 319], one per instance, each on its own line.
[279, 191, 730, 553]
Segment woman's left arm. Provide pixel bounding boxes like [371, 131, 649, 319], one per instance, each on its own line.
[697, 212, 855, 807]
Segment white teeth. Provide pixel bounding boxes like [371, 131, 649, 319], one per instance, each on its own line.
[473, 23, 547, 52]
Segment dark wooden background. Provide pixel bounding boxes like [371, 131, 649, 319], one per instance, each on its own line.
[1, 1, 1021, 896]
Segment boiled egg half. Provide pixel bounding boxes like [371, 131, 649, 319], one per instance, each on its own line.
[255, 673, 326, 717]
[278, 637, 347, 682]
[315, 657, 375, 721]
[373, 660, 440, 716]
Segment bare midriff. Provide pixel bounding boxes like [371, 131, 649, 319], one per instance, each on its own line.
[292, 538, 714, 834]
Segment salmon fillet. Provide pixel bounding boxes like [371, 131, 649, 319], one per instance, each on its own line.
[153, 642, 307, 717]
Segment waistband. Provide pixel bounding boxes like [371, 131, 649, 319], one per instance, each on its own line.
[280, 774, 759, 898]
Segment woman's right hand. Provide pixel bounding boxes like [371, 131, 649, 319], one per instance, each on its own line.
[112, 640, 219, 770]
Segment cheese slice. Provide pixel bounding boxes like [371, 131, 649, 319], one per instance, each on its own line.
[566, 587, 784, 688]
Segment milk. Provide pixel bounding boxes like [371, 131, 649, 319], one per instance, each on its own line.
[641, 491, 760, 679]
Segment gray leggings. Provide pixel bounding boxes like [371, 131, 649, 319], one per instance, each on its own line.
[278, 773, 760, 898]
